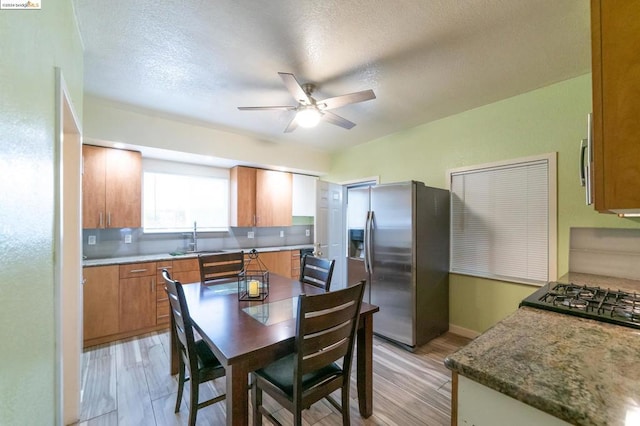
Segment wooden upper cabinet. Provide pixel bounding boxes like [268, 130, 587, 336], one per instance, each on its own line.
[591, 0, 640, 213]
[105, 147, 142, 228]
[256, 169, 292, 227]
[82, 145, 107, 229]
[230, 166, 292, 227]
[230, 166, 257, 227]
[82, 144, 141, 228]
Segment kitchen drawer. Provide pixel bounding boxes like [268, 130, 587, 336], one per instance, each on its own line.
[120, 262, 156, 279]
[156, 282, 169, 301]
[172, 269, 201, 284]
[155, 261, 173, 277]
[173, 258, 199, 273]
[156, 299, 171, 326]
[155, 261, 173, 300]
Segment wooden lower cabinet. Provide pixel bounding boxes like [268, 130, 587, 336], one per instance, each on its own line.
[172, 258, 200, 283]
[155, 260, 174, 327]
[119, 262, 157, 333]
[83, 265, 119, 342]
[252, 250, 294, 279]
[291, 250, 301, 280]
[83, 259, 198, 347]
[119, 276, 157, 332]
[155, 258, 200, 326]
[83, 252, 301, 347]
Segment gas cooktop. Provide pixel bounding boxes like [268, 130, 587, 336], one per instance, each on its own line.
[520, 282, 640, 329]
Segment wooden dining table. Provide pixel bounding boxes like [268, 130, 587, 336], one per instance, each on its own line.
[169, 273, 379, 426]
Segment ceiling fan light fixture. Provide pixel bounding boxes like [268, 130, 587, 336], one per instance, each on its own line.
[296, 107, 321, 128]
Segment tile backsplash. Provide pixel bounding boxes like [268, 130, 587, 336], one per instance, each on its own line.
[569, 227, 640, 280]
[83, 225, 313, 259]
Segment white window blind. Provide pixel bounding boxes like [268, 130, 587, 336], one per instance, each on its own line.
[142, 160, 230, 233]
[449, 154, 556, 285]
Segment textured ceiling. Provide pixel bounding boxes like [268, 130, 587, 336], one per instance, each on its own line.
[73, 0, 591, 153]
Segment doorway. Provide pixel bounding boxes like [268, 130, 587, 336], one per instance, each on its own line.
[55, 68, 83, 425]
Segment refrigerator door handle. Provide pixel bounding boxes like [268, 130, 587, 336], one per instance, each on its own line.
[366, 211, 374, 274]
[363, 211, 370, 273]
[362, 212, 369, 273]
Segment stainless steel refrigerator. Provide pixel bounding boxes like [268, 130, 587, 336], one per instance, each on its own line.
[346, 181, 449, 350]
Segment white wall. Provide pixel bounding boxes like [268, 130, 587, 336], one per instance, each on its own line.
[0, 4, 84, 425]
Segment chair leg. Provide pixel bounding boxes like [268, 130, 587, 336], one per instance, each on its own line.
[175, 360, 186, 413]
[294, 407, 302, 426]
[251, 374, 262, 426]
[341, 383, 350, 426]
[188, 375, 200, 426]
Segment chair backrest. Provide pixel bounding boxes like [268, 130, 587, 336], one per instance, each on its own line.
[199, 251, 244, 283]
[294, 280, 365, 402]
[162, 269, 199, 373]
[300, 255, 335, 291]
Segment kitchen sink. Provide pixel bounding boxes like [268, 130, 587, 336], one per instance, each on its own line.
[169, 250, 225, 256]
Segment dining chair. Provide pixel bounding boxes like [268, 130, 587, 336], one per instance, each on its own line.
[198, 251, 244, 284]
[300, 255, 335, 291]
[251, 280, 366, 426]
[162, 269, 226, 426]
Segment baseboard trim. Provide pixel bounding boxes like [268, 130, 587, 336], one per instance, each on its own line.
[449, 324, 481, 339]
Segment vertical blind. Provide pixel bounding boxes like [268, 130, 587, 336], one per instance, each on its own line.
[450, 158, 551, 285]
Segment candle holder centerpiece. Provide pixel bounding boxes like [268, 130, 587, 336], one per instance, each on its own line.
[238, 249, 269, 301]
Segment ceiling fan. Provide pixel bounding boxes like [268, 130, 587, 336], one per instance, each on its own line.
[237, 72, 376, 133]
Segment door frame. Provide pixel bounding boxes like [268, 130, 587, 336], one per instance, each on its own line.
[54, 68, 83, 425]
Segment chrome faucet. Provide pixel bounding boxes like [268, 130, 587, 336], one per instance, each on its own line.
[188, 221, 198, 252]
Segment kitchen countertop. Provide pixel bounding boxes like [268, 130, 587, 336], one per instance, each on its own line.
[445, 273, 640, 426]
[83, 244, 314, 267]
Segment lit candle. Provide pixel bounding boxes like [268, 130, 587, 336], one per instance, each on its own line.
[248, 280, 259, 297]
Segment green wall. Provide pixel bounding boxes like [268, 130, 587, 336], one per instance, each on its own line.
[326, 74, 640, 334]
[0, 3, 83, 424]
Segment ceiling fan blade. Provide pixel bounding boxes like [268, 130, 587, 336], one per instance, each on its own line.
[322, 111, 356, 130]
[278, 72, 311, 104]
[237, 106, 296, 111]
[319, 89, 376, 110]
[284, 114, 299, 133]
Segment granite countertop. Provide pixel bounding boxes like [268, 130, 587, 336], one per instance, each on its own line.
[83, 244, 314, 267]
[445, 273, 640, 426]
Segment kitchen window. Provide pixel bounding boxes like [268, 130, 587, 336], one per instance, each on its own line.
[448, 153, 557, 285]
[142, 159, 229, 232]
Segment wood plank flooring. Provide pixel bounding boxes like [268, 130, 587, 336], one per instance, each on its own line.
[78, 331, 470, 426]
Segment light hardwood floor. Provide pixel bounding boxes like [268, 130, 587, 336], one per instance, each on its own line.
[79, 331, 470, 426]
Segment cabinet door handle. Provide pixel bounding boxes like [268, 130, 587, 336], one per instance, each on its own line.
[107, 212, 111, 227]
[99, 212, 104, 228]
[157, 266, 172, 270]
[129, 268, 148, 273]
[151, 278, 156, 293]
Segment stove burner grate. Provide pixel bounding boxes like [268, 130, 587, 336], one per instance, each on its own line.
[520, 282, 640, 330]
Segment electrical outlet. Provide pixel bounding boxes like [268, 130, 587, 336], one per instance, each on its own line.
[88, 235, 96, 245]
[305, 229, 310, 237]
[280, 230, 284, 238]
[124, 234, 132, 244]
[248, 231, 254, 239]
